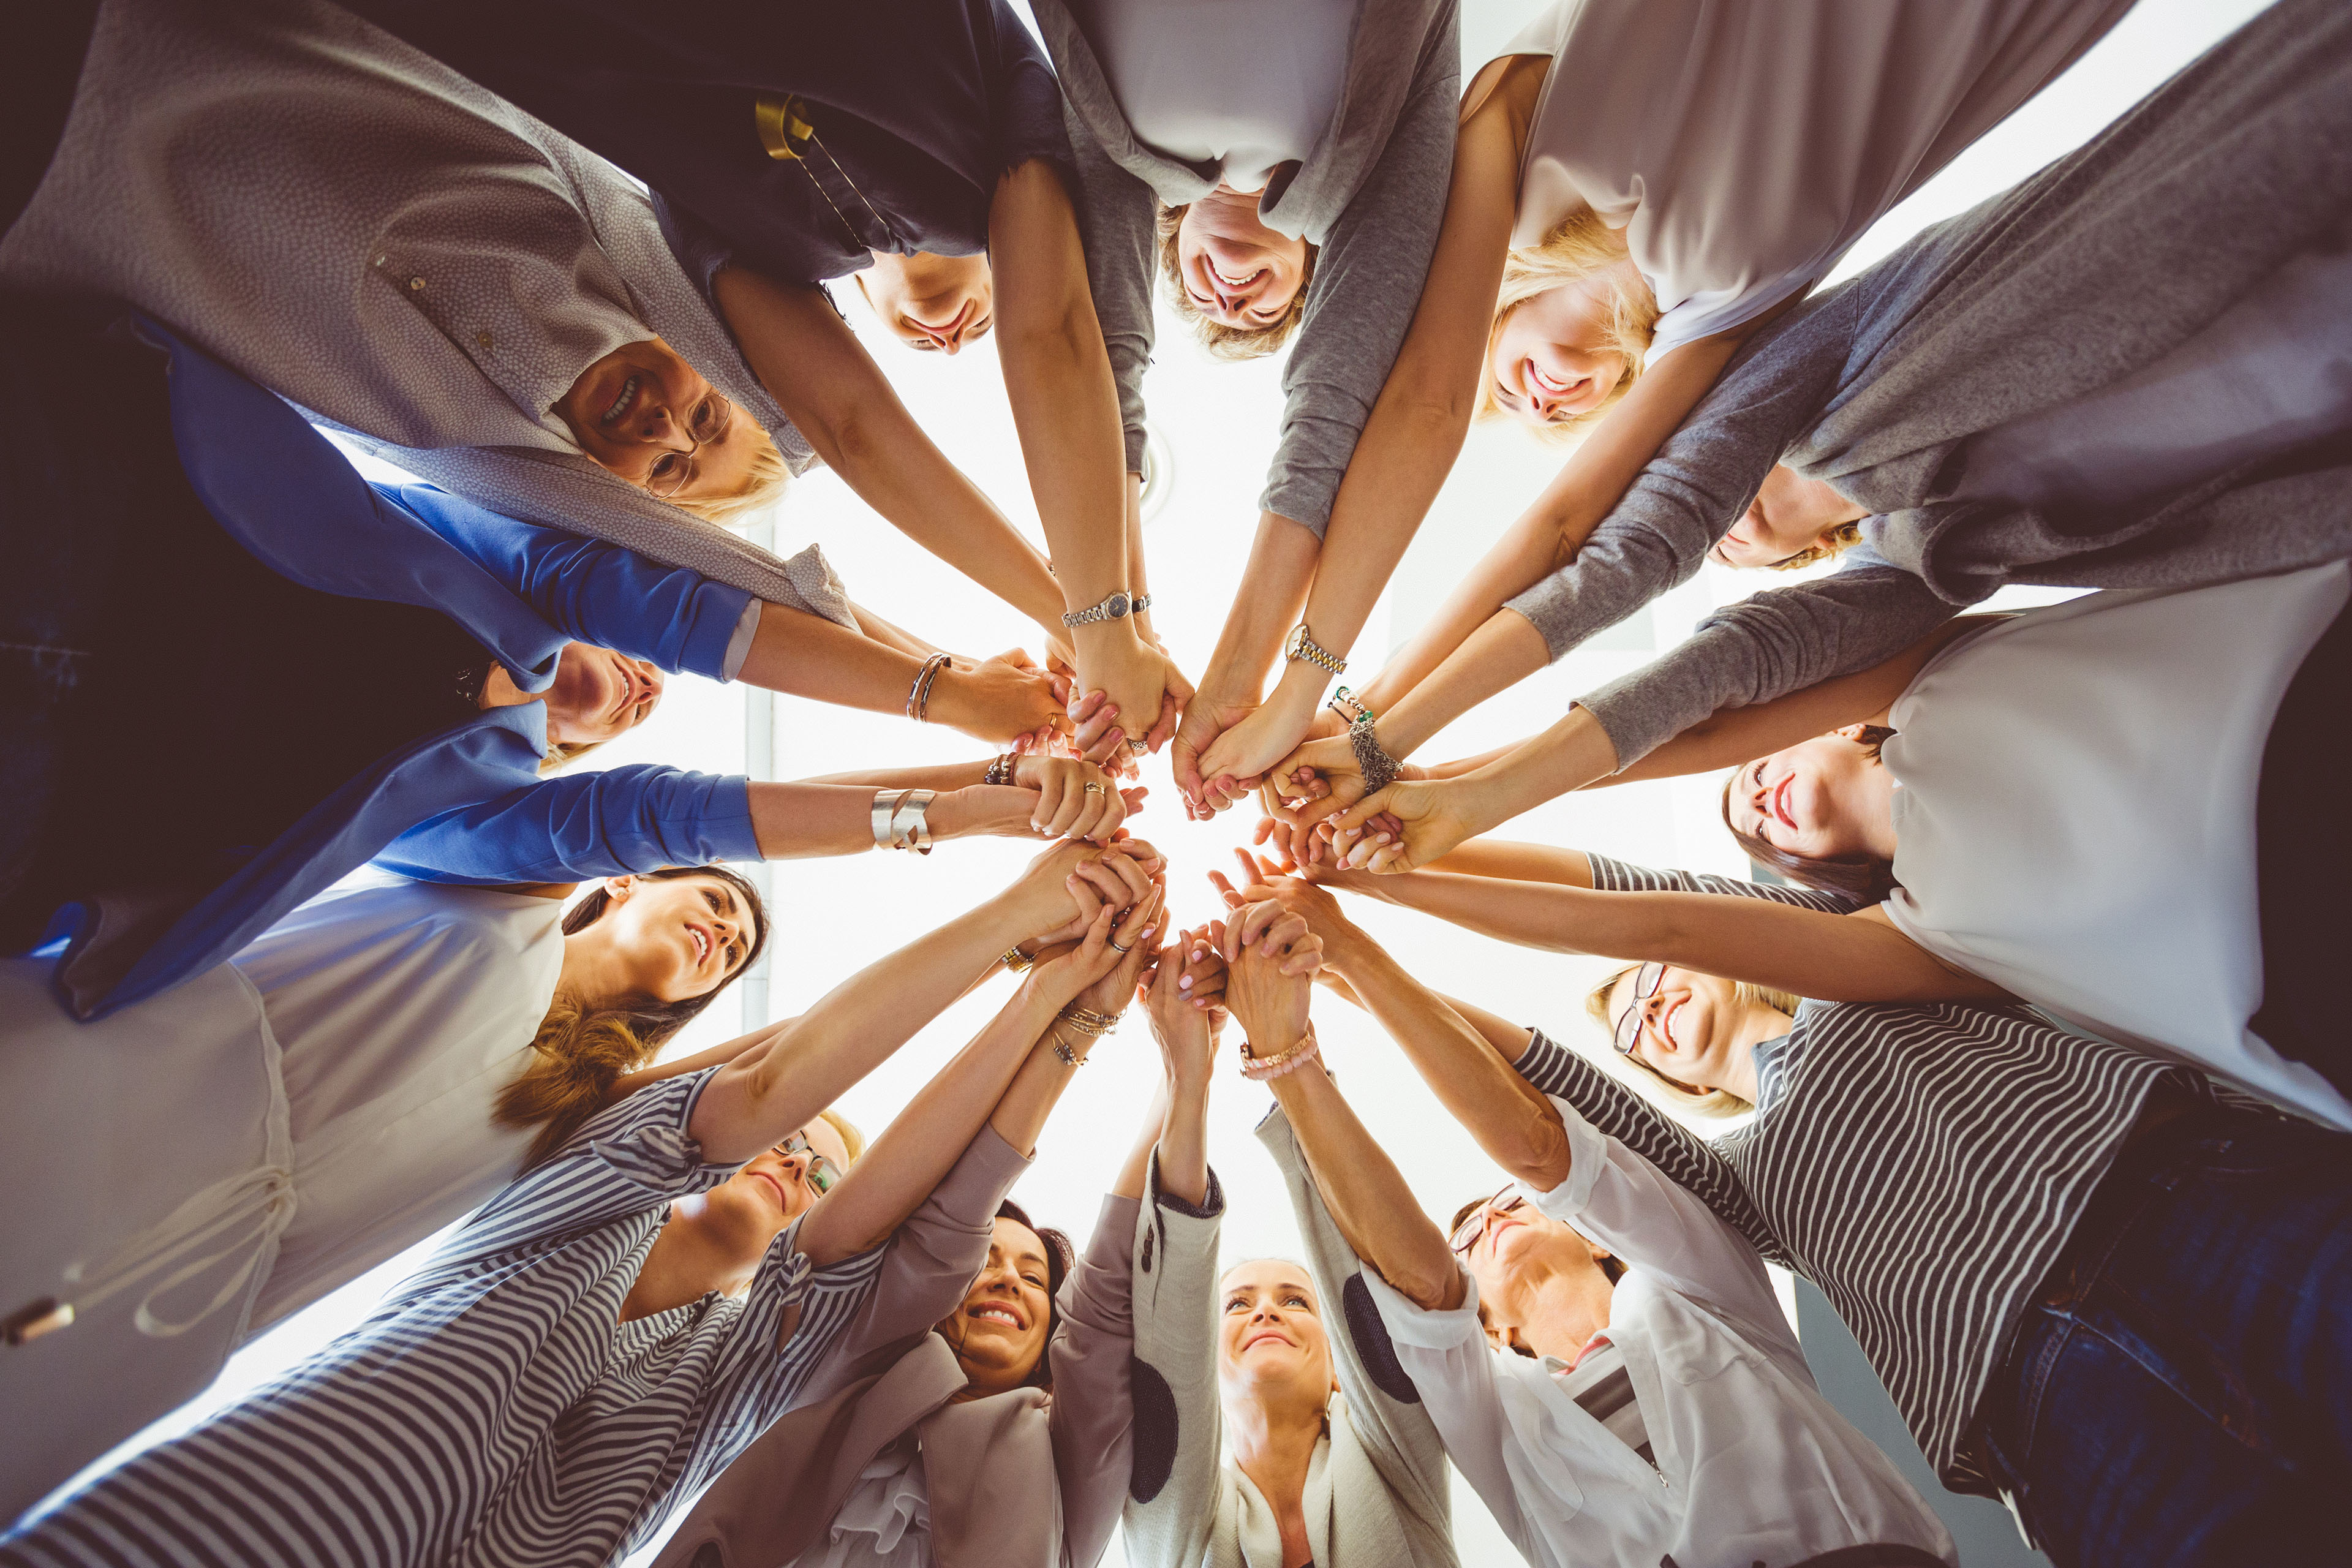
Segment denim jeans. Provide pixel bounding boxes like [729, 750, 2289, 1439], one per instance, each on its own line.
[1980, 1101, 2352, 1567]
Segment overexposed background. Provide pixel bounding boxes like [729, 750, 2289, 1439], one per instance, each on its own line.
[42, 2, 2271, 1562]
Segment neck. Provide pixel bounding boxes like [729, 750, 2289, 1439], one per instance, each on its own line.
[619, 1214, 748, 1322]
[1721, 1006, 1790, 1104]
[1512, 1265, 1615, 1364]
[555, 930, 631, 1017]
[1225, 1387, 1324, 1518]
[478, 663, 532, 712]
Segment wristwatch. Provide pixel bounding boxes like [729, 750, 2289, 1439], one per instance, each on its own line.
[1062, 590, 1133, 629]
[1131, 593, 1153, 615]
[1285, 622, 1347, 677]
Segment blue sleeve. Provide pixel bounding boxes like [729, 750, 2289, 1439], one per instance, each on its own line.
[375, 766, 761, 883]
[381, 482, 755, 679]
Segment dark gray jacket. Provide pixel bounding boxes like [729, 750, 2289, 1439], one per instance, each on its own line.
[1030, 0, 1458, 536]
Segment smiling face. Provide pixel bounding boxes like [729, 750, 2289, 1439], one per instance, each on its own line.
[1177, 190, 1310, 330]
[1487, 280, 1632, 428]
[1606, 965, 1751, 1096]
[552, 337, 761, 503]
[582, 872, 758, 1006]
[1727, 731, 1898, 862]
[1710, 466, 1871, 568]
[541, 644, 664, 745]
[1216, 1260, 1334, 1412]
[938, 1217, 1055, 1396]
[1455, 1194, 1612, 1340]
[857, 252, 995, 353]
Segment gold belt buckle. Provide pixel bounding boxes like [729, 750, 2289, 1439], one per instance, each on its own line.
[754, 93, 817, 162]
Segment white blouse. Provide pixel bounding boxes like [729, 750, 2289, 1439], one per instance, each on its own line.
[1883, 565, 2352, 1129]
[793, 1438, 932, 1568]
[1088, 0, 1359, 195]
[1498, 0, 2131, 360]
[1365, 1098, 1952, 1568]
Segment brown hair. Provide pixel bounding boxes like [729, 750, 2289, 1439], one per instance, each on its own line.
[1764, 519, 1866, 572]
[1720, 726, 1901, 900]
[1583, 963, 1793, 1118]
[670, 426, 791, 527]
[1155, 202, 1317, 360]
[496, 865, 771, 1165]
[1479, 205, 1657, 443]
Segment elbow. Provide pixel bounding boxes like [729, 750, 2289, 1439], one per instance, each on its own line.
[1495, 1107, 1573, 1194]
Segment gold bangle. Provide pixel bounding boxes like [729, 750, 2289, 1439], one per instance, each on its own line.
[1001, 946, 1035, 973]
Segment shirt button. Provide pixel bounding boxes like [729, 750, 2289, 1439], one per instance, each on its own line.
[409, 277, 426, 291]
[475, 330, 493, 350]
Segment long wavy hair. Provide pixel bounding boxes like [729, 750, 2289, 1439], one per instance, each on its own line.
[496, 865, 770, 1166]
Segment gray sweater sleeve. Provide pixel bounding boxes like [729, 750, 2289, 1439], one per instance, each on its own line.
[1058, 97, 1161, 478]
[1259, 17, 1459, 535]
[1575, 546, 1958, 766]
[1502, 290, 1863, 660]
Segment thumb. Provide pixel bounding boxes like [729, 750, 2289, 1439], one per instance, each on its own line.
[1327, 786, 1396, 834]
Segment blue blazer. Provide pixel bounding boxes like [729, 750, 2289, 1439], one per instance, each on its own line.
[44, 320, 764, 1019]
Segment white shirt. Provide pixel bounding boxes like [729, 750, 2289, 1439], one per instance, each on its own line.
[1089, 0, 1359, 194]
[232, 874, 564, 1327]
[793, 1439, 932, 1568]
[1883, 565, 2352, 1130]
[1499, 0, 2131, 360]
[1365, 1099, 1953, 1568]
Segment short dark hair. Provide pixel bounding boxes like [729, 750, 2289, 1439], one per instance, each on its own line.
[995, 1199, 1074, 1392]
[1719, 727, 1900, 901]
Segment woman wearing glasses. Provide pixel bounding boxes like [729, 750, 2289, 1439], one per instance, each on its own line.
[1205, 867, 1951, 1568]
[653, 910, 1221, 1568]
[2, 842, 1161, 1568]
[4, 0, 1106, 667]
[1115, 897, 1458, 1568]
[1266, 851, 2352, 1568]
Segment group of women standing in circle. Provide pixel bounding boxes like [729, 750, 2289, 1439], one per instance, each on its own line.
[2, 0, 2346, 1566]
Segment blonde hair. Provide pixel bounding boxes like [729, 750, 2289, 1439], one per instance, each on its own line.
[1763, 519, 1866, 572]
[671, 426, 791, 527]
[1481, 206, 1657, 442]
[540, 739, 604, 776]
[816, 1107, 867, 1167]
[1155, 203, 1317, 361]
[1585, 961, 1792, 1118]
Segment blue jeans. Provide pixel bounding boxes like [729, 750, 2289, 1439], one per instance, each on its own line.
[1980, 1099, 2352, 1566]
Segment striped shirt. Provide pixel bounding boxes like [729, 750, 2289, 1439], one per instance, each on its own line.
[1520, 856, 2292, 1494]
[1556, 1341, 1652, 1471]
[2, 1071, 886, 1568]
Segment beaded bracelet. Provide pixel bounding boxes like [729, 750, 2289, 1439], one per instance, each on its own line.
[1238, 1027, 1324, 1082]
[983, 753, 1017, 788]
[1050, 1025, 1088, 1069]
[1058, 1004, 1120, 1038]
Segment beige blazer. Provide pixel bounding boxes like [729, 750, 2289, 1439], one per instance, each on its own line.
[657, 1190, 1140, 1568]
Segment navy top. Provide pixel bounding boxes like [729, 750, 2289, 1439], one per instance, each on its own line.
[345, 0, 1072, 285]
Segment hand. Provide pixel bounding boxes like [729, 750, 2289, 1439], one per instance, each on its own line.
[1326, 780, 1482, 873]
[930, 648, 1068, 748]
[1193, 677, 1324, 813]
[1221, 913, 1318, 1057]
[1142, 921, 1227, 1082]
[1012, 753, 1137, 841]
[1071, 629, 1183, 752]
[1020, 891, 1158, 1015]
[1207, 850, 1363, 965]
[1256, 733, 1364, 866]
[1065, 880, 1163, 1018]
[1170, 686, 1263, 820]
[1059, 688, 1143, 775]
[1008, 837, 1162, 944]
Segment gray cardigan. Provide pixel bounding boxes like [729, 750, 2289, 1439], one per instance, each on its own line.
[1505, 0, 2352, 765]
[2, 0, 851, 624]
[1120, 1118, 1456, 1568]
[1029, 0, 1458, 536]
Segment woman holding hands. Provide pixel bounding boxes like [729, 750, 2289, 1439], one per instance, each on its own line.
[1, 842, 1161, 1567]
[1208, 864, 1953, 1567]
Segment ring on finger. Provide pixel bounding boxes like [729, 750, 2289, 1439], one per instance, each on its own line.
[1109, 936, 1134, 954]
[1082, 781, 1105, 795]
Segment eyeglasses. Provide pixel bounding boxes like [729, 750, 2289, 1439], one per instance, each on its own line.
[643, 396, 734, 500]
[779, 1132, 843, 1196]
[1611, 962, 1666, 1060]
[1449, 1185, 1526, 1256]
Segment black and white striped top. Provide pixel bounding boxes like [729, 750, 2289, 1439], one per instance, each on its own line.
[1519, 855, 2282, 1493]
[1, 1071, 887, 1568]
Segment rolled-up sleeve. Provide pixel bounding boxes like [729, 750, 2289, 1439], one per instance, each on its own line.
[375, 765, 761, 882]
[389, 481, 755, 679]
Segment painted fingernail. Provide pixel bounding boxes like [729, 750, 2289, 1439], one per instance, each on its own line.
[1179, 974, 1192, 989]
[1141, 926, 1157, 940]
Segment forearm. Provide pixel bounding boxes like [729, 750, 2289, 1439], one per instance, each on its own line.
[1367, 610, 1550, 758]
[846, 600, 943, 660]
[1267, 1066, 1463, 1310]
[1417, 839, 1597, 888]
[1359, 506, 1567, 715]
[1322, 934, 1564, 1188]
[1199, 514, 1319, 697]
[800, 988, 1059, 1264]
[1112, 1082, 1172, 1202]
[689, 890, 1042, 1161]
[827, 421, 1065, 635]
[988, 1019, 1096, 1158]
[1154, 1066, 1212, 1209]
[747, 779, 1028, 858]
[738, 600, 928, 712]
[991, 162, 1129, 617]
[1446, 705, 1623, 832]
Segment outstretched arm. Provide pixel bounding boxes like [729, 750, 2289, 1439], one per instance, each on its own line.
[710, 267, 1066, 650]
